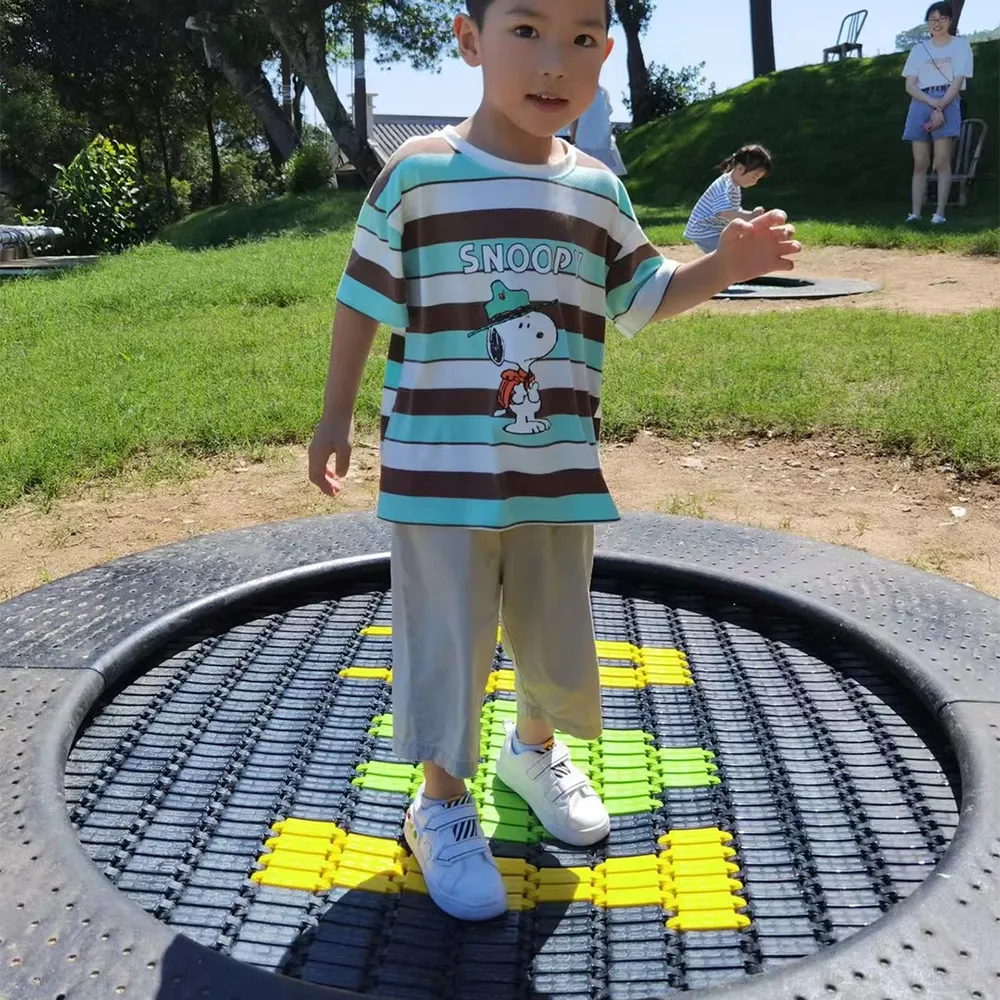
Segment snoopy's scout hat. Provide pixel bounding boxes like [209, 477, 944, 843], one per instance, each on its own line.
[469, 280, 557, 336]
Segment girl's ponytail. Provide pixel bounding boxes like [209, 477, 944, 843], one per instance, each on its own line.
[717, 144, 773, 175]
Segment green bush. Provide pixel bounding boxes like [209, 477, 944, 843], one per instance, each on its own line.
[285, 140, 334, 195]
[47, 135, 147, 254]
[221, 151, 268, 205]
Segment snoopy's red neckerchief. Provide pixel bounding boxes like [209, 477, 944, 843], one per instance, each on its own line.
[497, 367, 537, 410]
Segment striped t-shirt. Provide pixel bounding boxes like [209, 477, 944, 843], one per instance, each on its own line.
[683, 171, 741, 243]
[336, 125, 678, 530]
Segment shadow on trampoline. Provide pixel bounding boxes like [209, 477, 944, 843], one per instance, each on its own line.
[153, 880, 578, 999]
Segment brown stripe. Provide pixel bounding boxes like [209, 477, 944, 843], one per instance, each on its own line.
[380, 414, 390, 441]
[344, 250, 406, 305]
[387, 331, 405, 364]
[402, 209, 609, 258]
[606, 243, 662, 293]
[593, 418, 601, 440]
[392, 387, 598, 418]
[408, 301, 607, 343]
[381, 467, 609, 501]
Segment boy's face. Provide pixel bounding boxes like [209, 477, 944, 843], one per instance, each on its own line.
[457, 1, 614, 138]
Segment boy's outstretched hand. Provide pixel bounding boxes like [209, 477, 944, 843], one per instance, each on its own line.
[717, 209, 800, 285]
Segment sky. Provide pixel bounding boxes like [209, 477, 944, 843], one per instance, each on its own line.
[304, 0, 996, 125]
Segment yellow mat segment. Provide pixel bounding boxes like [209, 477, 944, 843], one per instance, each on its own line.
[251, 821, 749, 932]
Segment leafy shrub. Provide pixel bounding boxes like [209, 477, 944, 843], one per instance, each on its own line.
[47, 135, 146, 254]
[285, 140, 334, 195]
[220, 151, 268, 205]
[624, 62, 717, 123]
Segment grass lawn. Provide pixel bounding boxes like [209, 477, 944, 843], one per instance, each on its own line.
[2, 201, 998, 512]
[162, 186, 998, 257]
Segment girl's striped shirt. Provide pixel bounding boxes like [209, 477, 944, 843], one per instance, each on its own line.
[683, 171, 741, 243]
[336, 125, 678, 530]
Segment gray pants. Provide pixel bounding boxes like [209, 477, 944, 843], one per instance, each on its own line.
[390, 523, 602, 778]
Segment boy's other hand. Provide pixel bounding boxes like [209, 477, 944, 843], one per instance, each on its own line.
[308, 416, 353, 497]
[717, 209, 800, 284]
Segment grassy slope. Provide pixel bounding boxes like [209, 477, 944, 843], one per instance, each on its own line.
[621, 41, 999, 250]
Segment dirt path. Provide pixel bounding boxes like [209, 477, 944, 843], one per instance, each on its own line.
[658, 243, 1000, 314]
[2, 435, 998, 603]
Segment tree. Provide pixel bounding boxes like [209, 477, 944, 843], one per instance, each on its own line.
[623, 61, 716, 121]
[182, 3, 300, 164]
[612, 0, 654, 126]
[749, 0, 775, 77]
[256, 0, 460, 184]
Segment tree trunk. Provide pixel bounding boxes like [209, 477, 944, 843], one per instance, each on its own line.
[257, 0, 382, 184]
[951, 0, 966, 33]
[204, 86, 222, 205]
[200, 29, 299, 164]
[153, 103, 174, 211]
[293, 75, 305, 139]
[280, 50, 293, 123]
[749, 0, 776, 77]
[613, 1, 651, 125]
[353, 18, 368, 143]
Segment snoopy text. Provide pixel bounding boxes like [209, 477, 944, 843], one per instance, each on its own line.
[459, 242, 586, 277]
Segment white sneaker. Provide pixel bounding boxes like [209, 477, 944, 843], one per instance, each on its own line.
[931, 214, 946, 225]
[905, 213, 920, 222]
[403, 785, 507, 921]
[495, 723, 611, 847]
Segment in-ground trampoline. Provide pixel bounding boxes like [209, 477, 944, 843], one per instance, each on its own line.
[1, 513, 998, 1000]
[713, 276, 880, 300]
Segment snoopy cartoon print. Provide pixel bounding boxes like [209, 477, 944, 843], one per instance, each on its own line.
[470, 279, 558, 435]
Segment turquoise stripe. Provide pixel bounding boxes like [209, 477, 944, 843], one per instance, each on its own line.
[382, 152, 626, 215]
[377, 492, 621, 528]
[400, 329, 605, 370]
[402, 240, 608, 286]
[384, 359, 402, 391]
[384, 414, 598, 446]
[336, 274, 407, 329]
[396, 152, 495, 189]
[357, 202, 402, 249]
[606, 257, 666, 319]
[551, 170, 625, 208]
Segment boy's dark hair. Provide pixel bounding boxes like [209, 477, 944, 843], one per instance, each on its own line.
[925, 2, 953, 22]
[466, 0, 613, 29]
[716, 144, 773, 175]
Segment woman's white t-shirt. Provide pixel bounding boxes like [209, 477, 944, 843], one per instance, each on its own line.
[902, 36, 974, 90]
[574, 86, 627, 176]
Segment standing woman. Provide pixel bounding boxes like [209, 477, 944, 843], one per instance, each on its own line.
[570, 84, 627, 176]
[902, 2, 974, 224]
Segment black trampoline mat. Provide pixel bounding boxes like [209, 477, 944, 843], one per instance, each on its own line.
[65, 578, 959, 998]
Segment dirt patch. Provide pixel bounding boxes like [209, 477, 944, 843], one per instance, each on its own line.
[2, 435, 998, 603]
[658, 244, 1000, 315]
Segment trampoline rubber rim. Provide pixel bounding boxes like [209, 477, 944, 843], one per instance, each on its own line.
[38, 551, 988, 1000]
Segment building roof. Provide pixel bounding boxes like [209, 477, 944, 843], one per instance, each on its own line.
[335, 103, 632, 169]
[369, 114, 466, 164]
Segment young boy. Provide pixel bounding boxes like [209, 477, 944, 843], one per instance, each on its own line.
[308, 0, 799, 922]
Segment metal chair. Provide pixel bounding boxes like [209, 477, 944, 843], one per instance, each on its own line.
[823, 10, 868, 62]
[926, 117, 989, 207]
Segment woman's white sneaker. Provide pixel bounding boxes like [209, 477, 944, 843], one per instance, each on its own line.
[495, 723, 610, 847]
[403, 785, 507, 922]
[931, 213, 947, 225]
